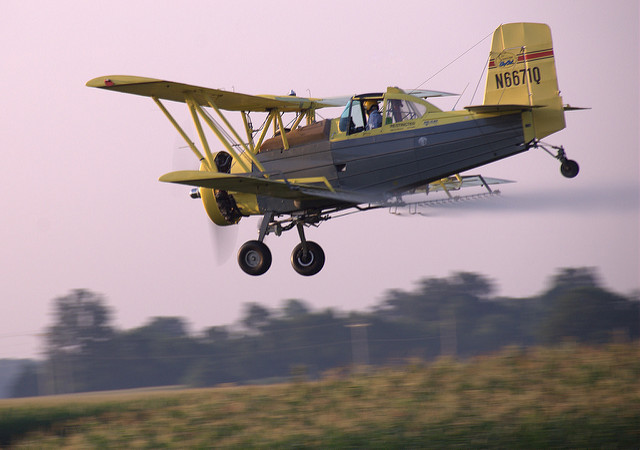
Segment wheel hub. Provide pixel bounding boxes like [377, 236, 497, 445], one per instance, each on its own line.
[245, 251, 261, 267]
[296, 251, 315, 267]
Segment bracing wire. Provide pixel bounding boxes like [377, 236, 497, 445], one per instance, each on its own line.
[470, 55, 490, 105]
[201, 107, 244, 150]
[451, 83, 469, 110]
[411, 30, 493, 93]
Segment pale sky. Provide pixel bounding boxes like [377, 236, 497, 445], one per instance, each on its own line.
[1, 0, 638, 359]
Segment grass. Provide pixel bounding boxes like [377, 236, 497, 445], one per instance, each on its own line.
[1, 342, 638, 448]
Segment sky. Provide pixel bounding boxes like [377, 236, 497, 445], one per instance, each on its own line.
[1, 0, 638, 359]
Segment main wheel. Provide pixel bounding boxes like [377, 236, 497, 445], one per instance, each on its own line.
[238, 240, 272, 276]
[560, 159, 579, 178]
[291, 241, 325, 276]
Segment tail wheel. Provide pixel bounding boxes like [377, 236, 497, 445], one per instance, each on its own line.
[238, 240, 272, 276]
[291, 241, 325, 276]
[560, 159, 579, 178]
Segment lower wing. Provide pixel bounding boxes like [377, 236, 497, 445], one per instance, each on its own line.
[159, 170, 376, 205]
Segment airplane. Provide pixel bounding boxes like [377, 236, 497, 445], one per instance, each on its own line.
[87, 22, 583, 277]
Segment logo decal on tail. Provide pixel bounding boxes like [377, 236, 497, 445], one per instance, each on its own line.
[494, 51, 517, 68]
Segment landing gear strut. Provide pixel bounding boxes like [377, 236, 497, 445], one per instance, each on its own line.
[534, 141, 579, 178]
[237, 213, 326, 276]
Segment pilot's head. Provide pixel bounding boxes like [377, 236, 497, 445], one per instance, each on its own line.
[363, 100, 378, 113]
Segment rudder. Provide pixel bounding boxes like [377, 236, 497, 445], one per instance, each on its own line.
[483, 23, 565, 139]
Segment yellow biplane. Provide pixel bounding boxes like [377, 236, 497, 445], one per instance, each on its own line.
[87, 22, 581, 276]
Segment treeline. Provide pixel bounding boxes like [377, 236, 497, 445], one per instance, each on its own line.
[10, 268, 639, 397]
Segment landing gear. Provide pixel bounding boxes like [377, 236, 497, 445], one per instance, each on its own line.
[237, 240, 272, 276]
[237, 213, 326, 276]
[560, 159, 579, 178]
[533, 141, 579, 178]
[290, 222, 325, 276]
[291, 242, 325, 276]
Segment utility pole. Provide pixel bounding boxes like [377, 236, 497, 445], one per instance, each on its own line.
[347, 323, 370, 369]
[439, 307, 457, 357]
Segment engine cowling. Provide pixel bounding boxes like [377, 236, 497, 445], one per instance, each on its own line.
[200, 152, 242, 226]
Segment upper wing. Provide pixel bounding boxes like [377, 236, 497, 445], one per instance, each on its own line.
[86, 75, 345, 112]
[464, 104, 540, 113]
[406, 89, 458, 98]
[158, 170, 375, 204]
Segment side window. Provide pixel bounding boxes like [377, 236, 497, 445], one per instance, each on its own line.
[338, 100, 365, 134]
[385, 98, 427, 124]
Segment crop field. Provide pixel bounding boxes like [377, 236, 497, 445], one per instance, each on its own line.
[1, 343, 638, 448]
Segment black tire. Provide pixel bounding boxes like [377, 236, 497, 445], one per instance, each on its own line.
[237, 240, 272, 276]
[560, 159, 579, 178]
[290, 241, 325, 276]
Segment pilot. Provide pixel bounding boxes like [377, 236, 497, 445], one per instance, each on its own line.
[364, 100, 382, 130]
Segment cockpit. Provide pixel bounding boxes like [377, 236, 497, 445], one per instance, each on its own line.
[337, 87, 441, 136]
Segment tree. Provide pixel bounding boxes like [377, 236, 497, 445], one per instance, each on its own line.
[540, 286, 638, 344]
[546, 267, 600, 294]
[14, 268, 634, 396]
[374, 272, 509, 357]
[241, 303, 271, 331]
[141, 317, 188, 338]
[449, 272, 494, 298]
[44, 290, 114, 394]
[282, 299, 311, 319]
[201, 326, 230, 343]
[46, 289, 113, 354]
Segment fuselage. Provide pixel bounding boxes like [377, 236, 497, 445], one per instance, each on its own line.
[252, 107, 528, 214]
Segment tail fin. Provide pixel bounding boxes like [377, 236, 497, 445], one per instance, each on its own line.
[483, 23, 565, 139]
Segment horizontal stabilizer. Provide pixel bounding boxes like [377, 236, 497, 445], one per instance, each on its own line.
[563, 105, 590, 111]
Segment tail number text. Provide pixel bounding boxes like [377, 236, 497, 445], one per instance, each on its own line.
[495, 67, 541, 89]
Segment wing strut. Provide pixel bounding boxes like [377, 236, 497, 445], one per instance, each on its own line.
[254, 112, 276, 150]
[274, 111, 290, 150]
[187, 97, 252, 173]
[204, 95, 264, 169]
[152, 94, 270, 175]
[241, 112, 255, 152]
[186, 99, 216, 170]
[153, 97, 212, 170]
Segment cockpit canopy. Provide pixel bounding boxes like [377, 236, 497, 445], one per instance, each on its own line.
[338, 87, 445, 134]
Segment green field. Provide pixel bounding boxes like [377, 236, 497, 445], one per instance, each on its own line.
[1, 343, 638, 448]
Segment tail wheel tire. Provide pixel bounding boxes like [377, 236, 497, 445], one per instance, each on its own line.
[560, 159, 579, 178]
[238, 240, 272, 276]
[291, 241, 325, 276]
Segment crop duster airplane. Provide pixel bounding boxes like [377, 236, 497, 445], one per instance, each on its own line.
[88, 23, 582, 276]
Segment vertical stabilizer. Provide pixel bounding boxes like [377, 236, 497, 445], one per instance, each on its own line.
[484, 23, 565, 139]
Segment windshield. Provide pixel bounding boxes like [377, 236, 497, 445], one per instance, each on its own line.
[338, 100, 364, 133]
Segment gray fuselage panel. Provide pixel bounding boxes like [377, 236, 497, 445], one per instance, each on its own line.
[253, 113, 525, 213]
[330, 114, 525, 193]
